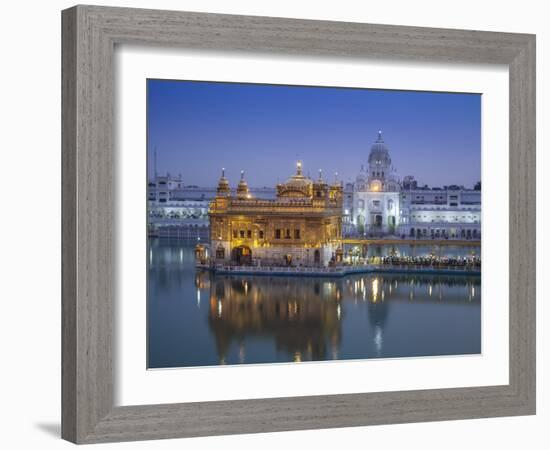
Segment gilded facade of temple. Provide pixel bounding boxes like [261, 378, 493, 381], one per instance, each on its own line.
[208, 162, 344, 267]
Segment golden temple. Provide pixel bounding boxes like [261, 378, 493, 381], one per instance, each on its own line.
[206, 162, 344, 267]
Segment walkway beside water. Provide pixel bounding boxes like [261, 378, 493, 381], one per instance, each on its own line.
[198, 263, 481, 277]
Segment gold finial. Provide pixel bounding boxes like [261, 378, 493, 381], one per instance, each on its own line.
[296, 160, 303, 176]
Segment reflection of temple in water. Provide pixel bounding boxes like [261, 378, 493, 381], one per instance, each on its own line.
[196, 269, 479, 365]
[148, 239, 481, 368]
[207, 275, 343, 363]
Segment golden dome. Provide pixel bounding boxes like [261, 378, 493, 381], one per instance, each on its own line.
[278, 161, 313, 198]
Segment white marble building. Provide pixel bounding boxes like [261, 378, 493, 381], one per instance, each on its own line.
[348, 132, 481, 239]
[398, 189, 481, 239]
[351, 131, 401, 235]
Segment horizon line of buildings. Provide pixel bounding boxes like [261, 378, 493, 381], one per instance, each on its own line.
[148, 131, 481, 246]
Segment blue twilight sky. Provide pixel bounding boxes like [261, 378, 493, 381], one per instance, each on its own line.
[147, 79, 481, 188]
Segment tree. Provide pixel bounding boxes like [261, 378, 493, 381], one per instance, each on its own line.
[474, 181, 481, 191]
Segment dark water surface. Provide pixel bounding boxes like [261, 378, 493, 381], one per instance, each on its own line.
[148, 239, 481, 368]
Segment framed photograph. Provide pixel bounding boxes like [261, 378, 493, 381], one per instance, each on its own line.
[62, 5, 536, 444]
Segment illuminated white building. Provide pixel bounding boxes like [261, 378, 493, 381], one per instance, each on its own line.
[352, 131, 401, 235]
[398, 189, 481, 239]
[349, 132, 481, 239]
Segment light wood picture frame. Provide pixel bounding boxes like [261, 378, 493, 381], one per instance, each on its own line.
[61, 5, 536, 444]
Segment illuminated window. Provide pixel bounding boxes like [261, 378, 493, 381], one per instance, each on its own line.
[239, 230, 245, 238]
[370, 180, 382, 192]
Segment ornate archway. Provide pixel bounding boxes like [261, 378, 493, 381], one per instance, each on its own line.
[232, 245, 252, 265]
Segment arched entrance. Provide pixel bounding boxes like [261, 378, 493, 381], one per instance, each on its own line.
[388, 215, 396, 233]
[232, 245, 252, 265]
[356, 215, 365, 234]
[314, 249, 321, 265]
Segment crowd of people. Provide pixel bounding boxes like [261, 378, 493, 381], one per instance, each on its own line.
[377, 255, 481, 268]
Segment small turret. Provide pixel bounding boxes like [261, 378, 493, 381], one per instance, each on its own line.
[216, 168, 231, 196]
[236, 170, 250, 199]
[312, 168, 329, 199]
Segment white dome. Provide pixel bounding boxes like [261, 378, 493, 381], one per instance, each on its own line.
[368, 131, 391, 166]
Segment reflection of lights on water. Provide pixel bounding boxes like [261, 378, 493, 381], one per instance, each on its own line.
[374, 326, 383, 355]
[239, 344, 245, 363]
[372, 278, 379, 303]
[324, 281, 335, 296]
[294, 351, 302, 362]
[180, 249, 183, 263]
[381, 290, 385, 301]
[337, 304, 342, 320]
[467, 284, 475, 302]
[285, 301, 299, 317]
[217, 300, 223, 317]
[197, 290, 201, 307]
[244, 281, 248, 294]
[149, 248, 153, 265]
[428, 285, 432, 297]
